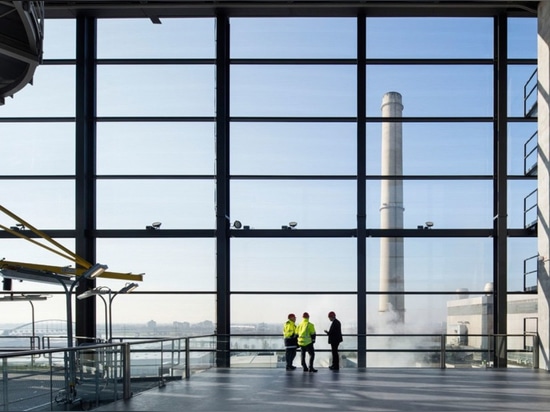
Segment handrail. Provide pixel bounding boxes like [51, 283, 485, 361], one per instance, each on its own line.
[523, 188, 538, 229]
[524, 68, 537, 118]
[523, 254, 539, 292]
[523, 130, 538, 176]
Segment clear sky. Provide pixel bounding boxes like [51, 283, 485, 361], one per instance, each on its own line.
[0, 14, 539, 334]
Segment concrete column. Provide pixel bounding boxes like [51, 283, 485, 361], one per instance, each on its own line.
[537, 2, 550, 370]
[379, 92, 405, 323]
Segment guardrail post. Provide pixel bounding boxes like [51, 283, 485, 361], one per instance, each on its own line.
[122, 343, 131, 400]
[440, 334, 446, 369]
[2, 358, 9, 411]
[185, 337, 190, 379]
[533, 334, 539, 369]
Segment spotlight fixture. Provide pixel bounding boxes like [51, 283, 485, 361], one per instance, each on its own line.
[9, 223, 25, 231]
[425, 221, 434, 229]
[233, 220, 242, 229]
[283, 221, 298, 230]
[146, 221, 162, 230]
[82, 263, 108, 279]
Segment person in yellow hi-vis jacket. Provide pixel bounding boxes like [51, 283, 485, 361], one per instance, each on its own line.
[296, 312, 317, 372]
[283, 313, 298, 370]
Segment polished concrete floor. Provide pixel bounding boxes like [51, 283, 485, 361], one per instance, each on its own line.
[92, 367, 550, 411]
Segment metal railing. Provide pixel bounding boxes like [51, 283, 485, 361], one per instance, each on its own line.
[0, 332, 539, 411]
[524, 130, 538, 176]
[0, 335, 217, 411]
[523, 254, 539, 292]
[524, 68, 538, 118]
[523, 188, 538, 229]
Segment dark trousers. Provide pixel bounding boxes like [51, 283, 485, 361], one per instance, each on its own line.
[330, 342, 340, 368]
[285, 347, 297, 367]
[300, 343, 315, 369]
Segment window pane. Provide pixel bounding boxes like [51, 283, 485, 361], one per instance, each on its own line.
[231, 65, 356, 117]
[231, 18, 356, 58]
[231, 294, 357, 332]
[508, 179, 537, 228]
[367, 238, 492, 293]
[367, 122, 493, 176]
[231, 123, 356, 175]
[97, 122, 215, 175]
[0, 238, 75, 269]
[0, 66, 75, 117]
[97, 180, 215, 229]
[0, 181, 75, 229]
[508, 17, 537, 59]
[366, 180, 493, 228]
[366, 17, 493, 58]
[97, 65, 215, 116]
[0, 295, 67, 328]
[231, 180, 356, 229]
[509, 122, 537, 176]
[97, 239, 216, 291]
[0, 123, 75, 175]
[231, 238, 356, 291]
[98, 18, 215, 58]
[366, 65, 493, 117]
[508, 237, 537, 292]
[508, 65, 538, 117]
[109, 294, 215, 328]
[43, 19, 76, 59]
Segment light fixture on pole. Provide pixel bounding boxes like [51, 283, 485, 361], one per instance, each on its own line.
[64, 263, 107, 400]
[77, 282, 138, 343]
[0, 262, 108, 402]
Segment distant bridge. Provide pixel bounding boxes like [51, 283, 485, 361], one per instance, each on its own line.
[2, 319, 68, 336]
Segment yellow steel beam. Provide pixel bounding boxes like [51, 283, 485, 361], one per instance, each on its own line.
[0, 260, 144, 282]
[0, 204, 90, 268]
[0, 204, 144, 282]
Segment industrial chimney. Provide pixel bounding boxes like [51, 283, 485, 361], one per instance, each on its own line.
[378, 91, 405, 323]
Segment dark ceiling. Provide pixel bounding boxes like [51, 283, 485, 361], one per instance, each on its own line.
[42, 1, 539, 19]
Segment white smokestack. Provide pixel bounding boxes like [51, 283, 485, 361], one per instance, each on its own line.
[379, 91, 405, 323]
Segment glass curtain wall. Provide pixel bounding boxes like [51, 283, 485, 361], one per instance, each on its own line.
[0, 9, 537, 367]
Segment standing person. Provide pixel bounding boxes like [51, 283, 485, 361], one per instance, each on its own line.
[283, 313, 298, 370]
[324, 311, 343, 370]
[296, 312, 317, 372]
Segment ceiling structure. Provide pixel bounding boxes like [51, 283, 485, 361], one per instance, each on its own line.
[42, 1, 539, 19]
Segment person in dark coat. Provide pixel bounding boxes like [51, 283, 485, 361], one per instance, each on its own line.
[324, 311, 343, 370]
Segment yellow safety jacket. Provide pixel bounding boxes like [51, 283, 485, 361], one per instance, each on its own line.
[296, 319, 316, 347]
[283, 320, 297, 339]
[283, 319, 298, 348]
